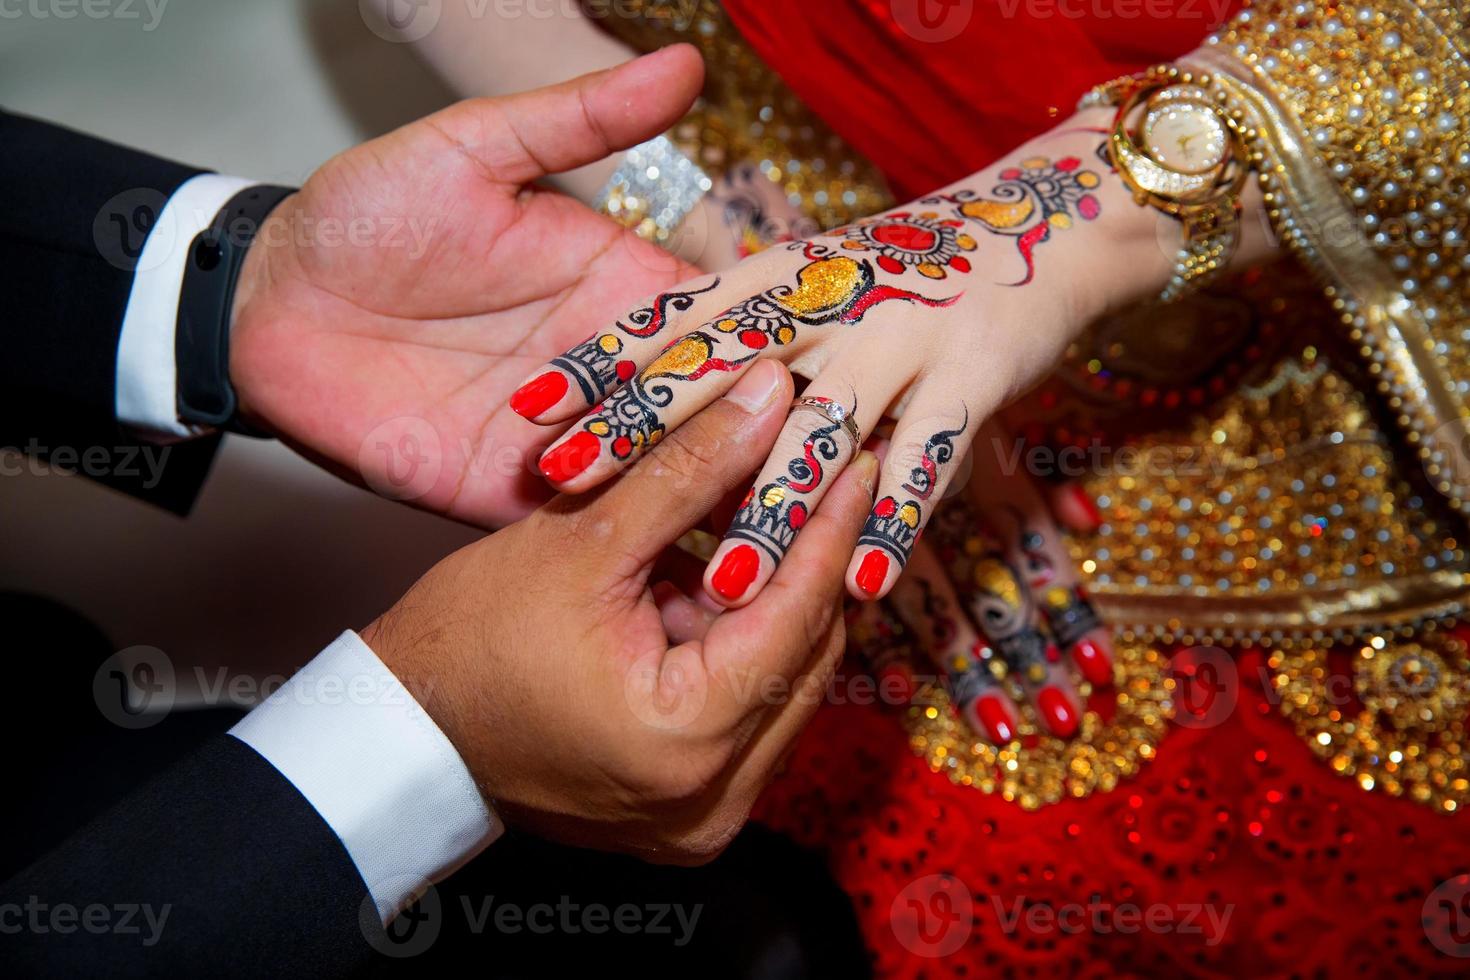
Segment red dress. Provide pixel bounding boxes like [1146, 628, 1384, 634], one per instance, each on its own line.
[722, 2, 1470, 975]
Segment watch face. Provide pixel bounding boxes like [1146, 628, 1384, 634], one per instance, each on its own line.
[1143, 100, 1228, 175]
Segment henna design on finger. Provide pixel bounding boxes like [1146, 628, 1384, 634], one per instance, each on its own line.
[618, 280, 721, 338]
[549, 282, 722, 405]
[968, 553, 1055, 686]
[1037, 583, 1104, 650]
[925, 150, 1104, 286]
[992, 505, 1104, 651]
[856, 412, 972, 585]
[590, 332, 756, 460]
[725, 397, 856, 561]
[901, 408, 969, 501]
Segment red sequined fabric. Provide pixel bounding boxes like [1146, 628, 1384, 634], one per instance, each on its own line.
[755, 640, 1470, 975]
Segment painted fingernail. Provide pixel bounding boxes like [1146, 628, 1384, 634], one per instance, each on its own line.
[710, 544, 761, 601]
[1067, 485, 1103, 531]
[1037, 686, 1079, 738]
[1072, 636, 1114, 686]
[971, 694, 1017, 744]
[855, 550, 890, 596]
[510, 371, 568, 419]
[539, 430, 601, 484]
[725, 360, 781, 412]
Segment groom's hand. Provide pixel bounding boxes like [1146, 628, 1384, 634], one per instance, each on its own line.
[227, 46, 704, 528]
[362, 361, 877, 862]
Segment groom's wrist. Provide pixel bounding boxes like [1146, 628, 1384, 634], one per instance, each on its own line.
[226, 193, 298, 434]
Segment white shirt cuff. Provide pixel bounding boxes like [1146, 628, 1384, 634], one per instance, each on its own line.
[229, 630, 500, 923]
[115, 173, 258, 440]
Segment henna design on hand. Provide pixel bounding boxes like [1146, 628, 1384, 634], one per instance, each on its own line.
[924, 148, 1104, 286]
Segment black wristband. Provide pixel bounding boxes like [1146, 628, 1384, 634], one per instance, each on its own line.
[175, 184, 295, 433]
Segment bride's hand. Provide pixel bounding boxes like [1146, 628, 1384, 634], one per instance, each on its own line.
[511, 109, 1172, 603]
[878, 429, 1114, 742]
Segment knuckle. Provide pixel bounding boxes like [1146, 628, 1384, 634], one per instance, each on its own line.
[649, 418, 728, 488]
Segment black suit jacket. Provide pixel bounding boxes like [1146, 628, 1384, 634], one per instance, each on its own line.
[0, 114, 377, 975]
[0, 110, 220, 513]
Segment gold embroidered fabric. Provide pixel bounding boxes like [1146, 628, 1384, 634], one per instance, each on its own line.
[1200, 0, 1470, 511]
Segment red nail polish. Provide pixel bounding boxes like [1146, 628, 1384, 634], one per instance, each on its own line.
[1068, 484, 1103, 531]
[539, 430, 601, 483]
[1037, 686, 1079, 738]
[855, 550, 890, 596]
[970, 695, 1016, 744]
[510, 371, 568, 419]
[1072, 636, 1114, 686]
[710, 545, 761, 602]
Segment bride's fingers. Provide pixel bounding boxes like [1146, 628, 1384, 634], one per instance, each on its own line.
[960, 539, 1083, 739]
[530, 246, 961, 491]
[507, 274, 726, 422]
[845, 396, 975, 601]
[702, 365, 901, 607]
[967, 421, 1115, 687]
[885, 540, 1019, 745]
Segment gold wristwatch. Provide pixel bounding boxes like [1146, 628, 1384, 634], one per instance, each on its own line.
[1081, 66, 1253, 302]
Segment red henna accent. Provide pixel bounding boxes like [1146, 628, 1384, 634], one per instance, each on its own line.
[1005, 223, 1051, 287]
[839, 284, 959, 324]
[615, 360, 637, 381]
[870, 222, 939, 251]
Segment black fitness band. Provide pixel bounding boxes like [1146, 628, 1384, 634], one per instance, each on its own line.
[175, 183, 296, 433]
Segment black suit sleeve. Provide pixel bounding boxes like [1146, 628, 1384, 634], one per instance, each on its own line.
[0, 110, 220, 513]
[0, 736, 377, 977]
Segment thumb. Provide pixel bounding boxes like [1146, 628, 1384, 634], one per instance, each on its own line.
[434, 44, 704, 188]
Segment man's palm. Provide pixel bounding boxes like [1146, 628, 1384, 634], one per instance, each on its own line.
[229, 48, 702, 527]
